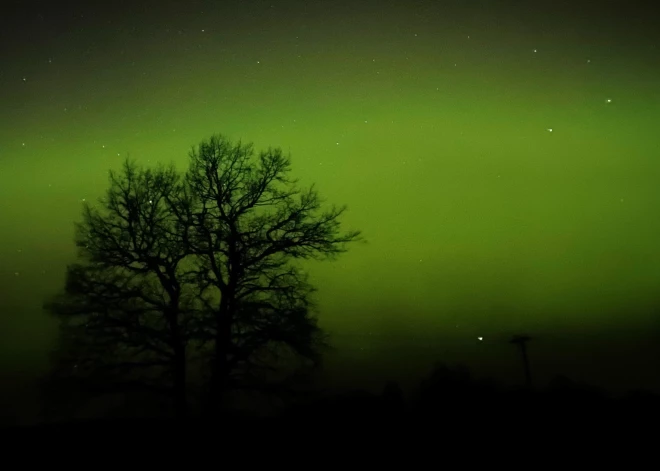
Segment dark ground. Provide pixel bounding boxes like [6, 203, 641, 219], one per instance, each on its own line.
[4, 364, 659, 442]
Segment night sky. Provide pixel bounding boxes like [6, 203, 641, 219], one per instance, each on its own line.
[2, 0, 660, 417]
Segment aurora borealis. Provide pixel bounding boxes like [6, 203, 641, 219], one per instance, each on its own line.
[1, 0, 659, 417]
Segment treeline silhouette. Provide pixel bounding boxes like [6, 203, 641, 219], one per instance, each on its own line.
[287, 363, 660, 427]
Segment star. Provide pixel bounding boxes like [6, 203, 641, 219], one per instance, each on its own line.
[547, 128, 553, 132]
[478, 337, 483, 341]
[533, 49, 537, 53]
[606, 98, 612, 103]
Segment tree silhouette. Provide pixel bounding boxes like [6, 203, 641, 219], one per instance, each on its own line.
[45, 134, 362, 419]
[44, 161, 196, 418]
[175, 134, 362, 414]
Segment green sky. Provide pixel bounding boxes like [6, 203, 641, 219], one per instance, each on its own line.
[1, 0, 659, 397]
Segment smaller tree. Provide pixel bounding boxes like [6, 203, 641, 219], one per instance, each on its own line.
[44, 160, 195, 418]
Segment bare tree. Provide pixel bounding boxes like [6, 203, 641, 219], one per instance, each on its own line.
[45, 134, 362, 419]
[176, 134, 362, 413]
[44, 160, 195, 418]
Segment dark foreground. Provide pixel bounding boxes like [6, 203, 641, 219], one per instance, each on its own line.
[6, 384, 659, 442]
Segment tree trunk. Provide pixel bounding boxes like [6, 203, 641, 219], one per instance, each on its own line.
[173, 345, 188, 419]
[209, 294, 233, 417]
[165, 299, 188, 419]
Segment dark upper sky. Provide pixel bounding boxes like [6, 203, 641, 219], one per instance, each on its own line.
[1, 1, 659, 415]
